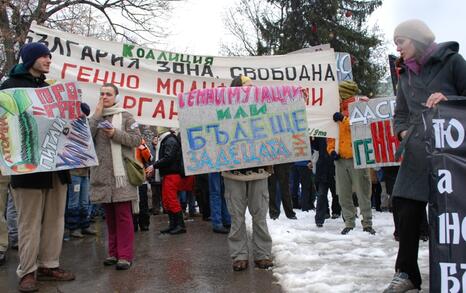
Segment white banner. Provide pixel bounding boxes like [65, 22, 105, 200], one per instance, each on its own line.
[27, 23, 339, 137]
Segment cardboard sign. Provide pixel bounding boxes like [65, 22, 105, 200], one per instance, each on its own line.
[178, 85, 312, 175]
[0, 82, 98, 175]
[349, 97, 401, 168]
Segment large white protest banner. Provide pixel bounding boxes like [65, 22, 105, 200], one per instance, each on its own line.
[26, 23, 339, 137]
[0, 82, 98, 175]
[178, 85, 312, 175]
[349, 96, 401, 168]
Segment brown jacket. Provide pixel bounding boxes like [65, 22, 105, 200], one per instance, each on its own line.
[89, 111, 141, 204]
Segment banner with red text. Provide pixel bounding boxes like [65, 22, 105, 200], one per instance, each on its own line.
[178, 85, 312, 175]
[26, 22, 339, 138]
[349, 97, 401, 169]
[0, 82, 98, 175]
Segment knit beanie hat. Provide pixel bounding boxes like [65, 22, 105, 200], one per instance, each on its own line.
[20, 42, 51, 69]
[157, 126, 170, 135]
[393, 19, 435, 46]
[240, 75, 252, 85]
[339, 80, 359, 100]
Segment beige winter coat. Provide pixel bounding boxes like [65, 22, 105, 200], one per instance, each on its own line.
[89, 111, 141, 204]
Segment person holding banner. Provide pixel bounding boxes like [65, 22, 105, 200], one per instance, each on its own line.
[0, 42, 76, 292]
[384, 19, 466, 293]
[222, 75, 273, 272]
[89, 83, 141, 270]
[327, 80, 375, 236]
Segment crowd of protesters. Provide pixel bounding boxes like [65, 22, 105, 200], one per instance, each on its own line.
[0, 18, 465, 293]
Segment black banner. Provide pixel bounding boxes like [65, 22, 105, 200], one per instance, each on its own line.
[425, 101, 466, 293]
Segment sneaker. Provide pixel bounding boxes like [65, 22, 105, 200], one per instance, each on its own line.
[70, 230, 84, 238]
[254, 259, 273, 269]
[331, 213, 340, 219]
[63, 229, 70, 241]
[316, 223, 323, 228]
[81, 227, 97, 235]
[116, 259, 132, 270]
[287, 215, 298, 220]
[103, 256, 118, 266]
[341, 227, 353, 235]
[232, 260, 248, 271]
[18, 272, 38, 292]
[37, 267, 75, 281]
[363, 227, 376, 235]
[383, 272, 416, 293]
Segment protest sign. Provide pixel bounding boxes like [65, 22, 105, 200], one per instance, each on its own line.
[424, 101, 466, 293]
[349, 96, 401, 168]
[177, 85, 312, 176]
[26, 22, 339, 137]
[0, 82, 98, 175]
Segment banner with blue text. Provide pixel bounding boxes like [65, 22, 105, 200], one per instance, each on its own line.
[178, 85, 312, 175]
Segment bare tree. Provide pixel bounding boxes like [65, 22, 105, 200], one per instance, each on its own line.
[0, 0, 180, 79]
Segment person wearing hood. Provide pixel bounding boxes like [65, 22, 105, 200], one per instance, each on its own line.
[0, 42, 75, 292]
[383, 19, 466, 293]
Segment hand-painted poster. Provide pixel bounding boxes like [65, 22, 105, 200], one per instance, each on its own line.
[26, 22, 339, 138]
[0, 82, 98, 175]
[349, 96, 401, 169]
[424, 101, 466, 293]
[178, 85, 312, 176]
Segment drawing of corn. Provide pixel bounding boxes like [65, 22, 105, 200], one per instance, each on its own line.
[0, 89, 39, 173]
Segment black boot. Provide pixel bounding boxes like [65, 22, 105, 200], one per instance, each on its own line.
[169, 212, 187, 235]
[133, 215, 139, 232]
[160, 212, 176, 234]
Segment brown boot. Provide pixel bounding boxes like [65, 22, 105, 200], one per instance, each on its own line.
[37, 267, 75, 281]
[18, 272, 38, 292]
[254, 259, 273, 269]
[232, 260, 248, 271]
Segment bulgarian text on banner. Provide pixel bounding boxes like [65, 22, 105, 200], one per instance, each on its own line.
[177, 85, 312, 176]
[0, 82, 98, 175]
[349, 96, 401, 169]
[26, 22, 339, 138]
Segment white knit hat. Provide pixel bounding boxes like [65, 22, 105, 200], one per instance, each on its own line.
[393, 19, 435, 46]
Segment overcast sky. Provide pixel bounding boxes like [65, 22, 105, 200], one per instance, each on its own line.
[160, 0, 466, 57]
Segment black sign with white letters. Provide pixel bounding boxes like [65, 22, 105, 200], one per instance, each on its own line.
[425, 101, 466, 293]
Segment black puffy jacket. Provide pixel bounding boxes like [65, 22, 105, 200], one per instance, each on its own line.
[0, 64, 71, 188]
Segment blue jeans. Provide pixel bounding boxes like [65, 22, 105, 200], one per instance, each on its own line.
[179, 191, 196, 215]
[6, 192, 18, 246]
[209, 173, 231, 229]
[65, 175, 91, 230]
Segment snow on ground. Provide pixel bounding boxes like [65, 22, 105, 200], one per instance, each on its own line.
[246, 209, 429, 293]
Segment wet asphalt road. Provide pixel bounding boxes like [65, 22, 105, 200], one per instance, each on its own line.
[0, 215, 282, 293]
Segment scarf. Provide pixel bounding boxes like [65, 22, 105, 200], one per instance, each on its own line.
[102, 104, 127, 188]
[154, 131, 171, 182]
[405, 42, 438, 75]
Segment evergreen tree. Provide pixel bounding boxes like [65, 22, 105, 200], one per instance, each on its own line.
[254, 0, 385, 95]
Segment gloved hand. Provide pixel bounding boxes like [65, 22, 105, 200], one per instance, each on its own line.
[80, 102, 91, 117]
[333, 112, 344, 122]
[330, 151, 340, 161]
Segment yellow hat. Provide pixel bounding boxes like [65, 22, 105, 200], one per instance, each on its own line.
[240, 75, 252, 85]
[339, 81, 359, 100]
[157, 126, 170, 135]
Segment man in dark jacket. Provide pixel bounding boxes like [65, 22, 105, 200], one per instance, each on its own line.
[0, 42, 74, 292]
[146, 127, 186, 235]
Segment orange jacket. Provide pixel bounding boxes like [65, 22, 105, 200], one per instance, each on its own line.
[327, 116, 353, 159]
